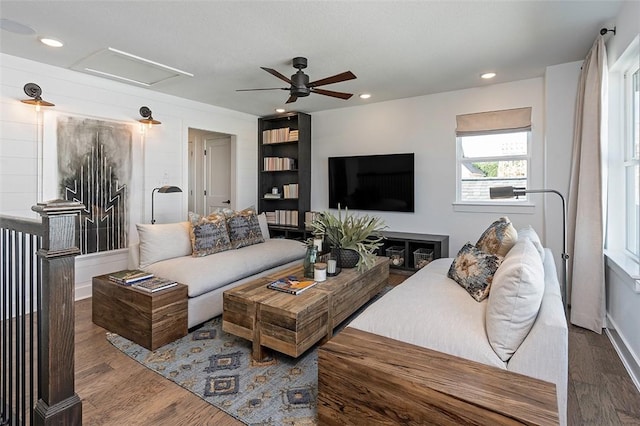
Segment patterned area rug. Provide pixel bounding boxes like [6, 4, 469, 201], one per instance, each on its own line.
[106, 285, 392, 425]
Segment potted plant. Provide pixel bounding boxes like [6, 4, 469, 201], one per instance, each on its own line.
[309, 206, 386, 271]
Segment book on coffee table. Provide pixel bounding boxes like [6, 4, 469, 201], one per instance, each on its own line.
[267, 276, 318, 295]
[109, 269, 154, 285]
[132, 277, 178, 293]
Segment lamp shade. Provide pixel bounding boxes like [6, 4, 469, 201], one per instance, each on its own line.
[156, 185, 182, 194]
[489, 186, 517, 199]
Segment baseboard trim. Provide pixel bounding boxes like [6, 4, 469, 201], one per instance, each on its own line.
[606, 314, 640, 393]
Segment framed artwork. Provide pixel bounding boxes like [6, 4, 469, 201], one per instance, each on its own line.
[44, 115, 134, 254]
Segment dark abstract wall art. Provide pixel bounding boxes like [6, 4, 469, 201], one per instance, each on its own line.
[57, 116, 132, 254]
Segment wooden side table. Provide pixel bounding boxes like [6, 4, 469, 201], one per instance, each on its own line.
[92, 274, 188, 351]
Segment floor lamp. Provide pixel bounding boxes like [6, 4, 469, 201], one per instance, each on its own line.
[489, 186, 569, 309]
[151, 185, 182, 224]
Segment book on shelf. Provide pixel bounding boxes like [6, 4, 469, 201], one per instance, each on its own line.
[109, 269, 154, 285]
[132, 277, 178, 293]
[262, 127, 298, 144]
[264, 210, 299, 226]
[264, 193, 282, 199]
[267, 275, 318, 295]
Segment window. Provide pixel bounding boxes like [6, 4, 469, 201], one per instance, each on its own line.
[625, 65, 639, 258]
[455, 108, 532, 202]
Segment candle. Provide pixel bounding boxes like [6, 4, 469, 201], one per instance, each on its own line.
[327, 259, 337, 274]
[314, 262, 327, 282]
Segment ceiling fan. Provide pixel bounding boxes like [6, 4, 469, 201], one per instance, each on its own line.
[237, 57, 356, 104]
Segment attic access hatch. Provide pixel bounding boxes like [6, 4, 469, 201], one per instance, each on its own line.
[71, 47, 193, 86]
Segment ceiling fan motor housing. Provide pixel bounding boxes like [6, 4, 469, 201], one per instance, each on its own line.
[291, 71, 310, 97]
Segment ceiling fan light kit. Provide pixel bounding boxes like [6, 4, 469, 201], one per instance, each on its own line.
[238, 56, 357, 104]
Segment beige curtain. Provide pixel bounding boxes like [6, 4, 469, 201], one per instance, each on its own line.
[568, 36, 608, 333]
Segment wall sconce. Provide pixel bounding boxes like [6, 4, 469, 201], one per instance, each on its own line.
[151, 185, 182, 224]
[138, 106, 161, 129]
[20, 83, 55, 111]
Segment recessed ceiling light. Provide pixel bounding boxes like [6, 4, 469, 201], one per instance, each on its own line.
[481, 72, 496, 79]
[39, 37, 64, 48]
[359, 93, 371, 99]
[275, 108, 285, 113]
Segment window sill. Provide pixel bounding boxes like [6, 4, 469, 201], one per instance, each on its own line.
[604, 249, 640, 293]
[452, 201, 535, 214]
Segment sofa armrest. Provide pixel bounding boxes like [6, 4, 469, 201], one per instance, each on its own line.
[318, 327, 559, 425]
[507, 249, 568, 426]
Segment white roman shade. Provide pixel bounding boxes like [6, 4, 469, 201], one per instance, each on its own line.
[456, 107, 532, 136]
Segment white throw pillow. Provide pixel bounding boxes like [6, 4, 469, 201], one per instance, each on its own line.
[517, 225, 545, 262]
[136, 222, 192, 268]
[486, 238, 544, 362]
[257, 212, 271, 240]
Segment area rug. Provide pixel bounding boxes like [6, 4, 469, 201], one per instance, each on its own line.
[106, 285, 392, 425]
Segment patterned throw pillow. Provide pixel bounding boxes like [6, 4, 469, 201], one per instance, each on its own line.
[226, 208, 265, 249]
[476, 216, 518, 257]
[447, 243, 502, 302]
[188, 212, 232, 257]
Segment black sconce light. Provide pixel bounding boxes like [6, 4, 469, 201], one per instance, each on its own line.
[20, 83, 55, 111]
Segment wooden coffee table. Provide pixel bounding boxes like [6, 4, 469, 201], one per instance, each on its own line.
[222, 256, 389, 361]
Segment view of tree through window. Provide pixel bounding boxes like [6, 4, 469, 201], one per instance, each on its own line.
[458, 131, 529, 201]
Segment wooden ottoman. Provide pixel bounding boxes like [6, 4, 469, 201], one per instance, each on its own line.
[92, 274, 188, 351]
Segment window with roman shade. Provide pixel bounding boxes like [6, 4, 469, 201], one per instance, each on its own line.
[455, 107, 532, 202]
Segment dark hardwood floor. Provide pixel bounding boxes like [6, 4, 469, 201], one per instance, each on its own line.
[75, 272, 640, 425]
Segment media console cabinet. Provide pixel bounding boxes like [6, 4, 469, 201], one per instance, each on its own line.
[380, 231, 449, 273]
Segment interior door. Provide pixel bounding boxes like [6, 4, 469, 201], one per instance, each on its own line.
[205, 137, 231, 214]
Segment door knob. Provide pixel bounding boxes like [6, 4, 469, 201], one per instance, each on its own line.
[222, 200, 231, 204]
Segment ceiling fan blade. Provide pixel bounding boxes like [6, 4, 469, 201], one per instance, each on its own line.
[285, 95, 298, 104]
[308, 71, 356, 88]
[311, 88, 353, 100]
[236, 87, 288, 92]
[261, 67, 293, 84]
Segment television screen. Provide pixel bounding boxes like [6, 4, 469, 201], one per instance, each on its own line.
[328, 153, 415, 212]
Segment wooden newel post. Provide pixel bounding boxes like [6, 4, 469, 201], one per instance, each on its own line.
[32, 199, 84, 426]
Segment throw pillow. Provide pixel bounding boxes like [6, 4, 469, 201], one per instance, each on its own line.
[257, 212, 271, 240]
[447, 243, 501, 302]
[136, 222, 192, 268]
[476, 216, 518, 257]
[485, 238, 545, 362]
[188, 212, 232, 257]
[517, 225, 545, 262]
[226, 207, 265, 249]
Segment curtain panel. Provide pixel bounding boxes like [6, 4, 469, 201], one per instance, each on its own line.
[568, 36, 608, 333]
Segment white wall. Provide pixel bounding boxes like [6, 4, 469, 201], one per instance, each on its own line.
[312, 78, 549, 257]
[0, 53, 258, 298]
[544, 61, 582, 296]
[603, 0, 640, 390]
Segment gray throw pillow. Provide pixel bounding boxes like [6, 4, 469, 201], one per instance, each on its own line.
[447, 243, 501, 302]
[226, 208, 264, 249]
[189, 212, 232, 257]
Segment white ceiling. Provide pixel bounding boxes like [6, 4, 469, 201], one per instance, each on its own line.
[0, 1, 622, 117]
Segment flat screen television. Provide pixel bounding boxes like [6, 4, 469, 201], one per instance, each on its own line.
[328, 153, 415, 212]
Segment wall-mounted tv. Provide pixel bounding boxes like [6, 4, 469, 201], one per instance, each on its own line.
[328, 153, 415, 212]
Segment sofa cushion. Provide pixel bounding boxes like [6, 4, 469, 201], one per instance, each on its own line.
[486, 238, 545, 362]
[349, 258, 505, 369]
[188, 212, 232, 257]
[136, 222, 192, 268]
[447, 243, 501, 302]
[476, 217, 518, 257]
[226, 208, 265, 249]
[517, 226, 545, 262]
[141, 238, 306, 298]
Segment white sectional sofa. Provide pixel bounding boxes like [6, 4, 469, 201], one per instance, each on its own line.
[128, 214, 306, 328]
[348, 227, 569, 425]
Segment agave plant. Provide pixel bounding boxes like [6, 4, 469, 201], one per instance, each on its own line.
[309, 206, 386, 271]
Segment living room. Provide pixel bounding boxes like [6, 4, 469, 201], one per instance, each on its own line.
[1, 1, 639, 425]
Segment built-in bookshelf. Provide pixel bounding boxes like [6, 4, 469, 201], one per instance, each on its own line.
[258, 112, 311, 235]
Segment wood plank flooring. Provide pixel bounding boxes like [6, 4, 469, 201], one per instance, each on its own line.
[76, 272, 640, 425]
